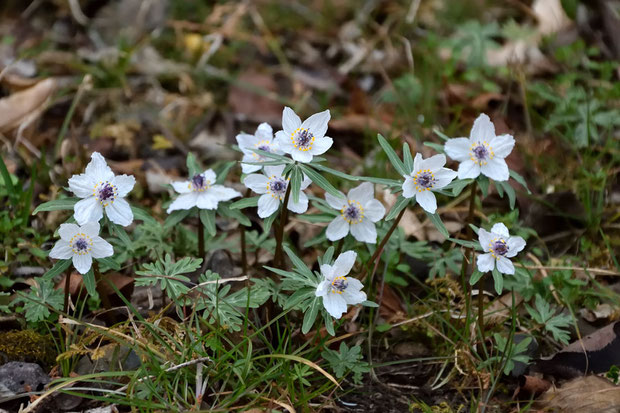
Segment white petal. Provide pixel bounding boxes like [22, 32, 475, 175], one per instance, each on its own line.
[263, 164, 286, 178]
[420, 154, 446, 172]
[496, 256, 515, 274]
[323, 293, 347, 319]
[74, 197, 103, 225]
[91, 237, 114, 258]
[241, 161, 261, 174]
[476, 253, 495, 273]
[68, 174, 95, 198]
[275, 130, 294, 153]
[320, 264, 335, 281]
[444, 138, 472, 162]
[326, 216, 349, 241]
[85, 152, 114, 182]
[58, 223, 80, 241]
[470, 113, 495, 142]
[290, 149, 313, 163]
[491, 134, 515, 158]
[457, 160, 481, 180]
[490, 223, 510, 238]
[402, 177, 416, 198]
[348, 182, 374, 205]
[105, 198, 133, 226]
[172, 180, 193, 194]
[72, 253, 93, 275]
[202, 169, 217, 183]
[310, 136, 333, 155]
[167, 193, 198, 213]
[412, 153, 423, 173]
[196, 192, 219, 210]
[209, 185, 241, 202]
[255, 122, 273, 140]
[333, 250, 357, 276]
[287, 191, 308, 214]
[49, 240, 73, 259]
[80, 222, 101, 238]
[315, 280, 331, 297]
[257, 194, 280, 218]
[301, 109, 330, 139]
[325, 191, 347, 209]
[342, 279, 367, 305]
[478, 229, 494, 252]
[433, 168, 457, 189]
[113, 175, 136, 197]
[363, 199, 385, 222]
[244, 174, 270, 194]
[300, 174, 312, 190]
[282, 107, 302, 135]
[506, 236, 526, 258]
[236, 133, 257, 149]
[350, 219, 377, 243]
[415, 190, 437, 214]
[481, 157, 509, 181]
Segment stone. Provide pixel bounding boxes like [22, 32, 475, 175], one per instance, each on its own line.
[0, 361, 50, 394]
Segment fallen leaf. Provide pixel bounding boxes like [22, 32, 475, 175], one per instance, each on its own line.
[0, 78, 56, 133]
[536, 375, 620, 413]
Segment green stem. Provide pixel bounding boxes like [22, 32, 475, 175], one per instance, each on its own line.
[63, 269, 71, 313]
[274, 183, 292, 269]
[360, 207, 407, 280]
[333, 238, 344, 257]
[93, 261, 112, 310]
[198, 210, 205, 261]
[240, 189, 251, 275]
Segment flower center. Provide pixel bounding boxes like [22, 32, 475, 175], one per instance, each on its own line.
[93, 181, 117, 207]
[470, 141, 494, 166]
[490, 238, 508, 258]
[331, 276, 348, 294]
[291, 128, 315, 152]
[191, 174, 210, 192]
[252, 141, 272, 160]
[267, 176, 289, 200]
[413, 169, 435, 192]
[341, 200, 364, 224]
[70, 233, 92, 255]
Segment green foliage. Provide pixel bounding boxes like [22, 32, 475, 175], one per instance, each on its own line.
[321, 342, 370, 384]
[14, 278, 64, 323]
[135, 254, 203, 301]
[448, 20, 500, 67]
[526, 295, 572, 345]
[489, 333, 532, 376]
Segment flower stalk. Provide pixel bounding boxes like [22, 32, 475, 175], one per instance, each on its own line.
[274, 182, 292, 268]
[360, 206, 407, 280]
[198, 210, 205, 260]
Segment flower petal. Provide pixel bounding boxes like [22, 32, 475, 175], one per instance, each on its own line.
[310, 136, 333, 155]
[68, 174, 95, 198]
[457, 159, 481, 180]
[196, 192, 219, 210]
[257, 193, 280, 218]
[470, 113, 495, 142]
[167, 193, 198, 213]
[172, 180, 193, 194]
[412, 153, 423, 174]
[85, 152, 114, 183]
[74, 197, 103, 225]
[49, 240, 73, 259]
[244, 174, 270, 194]
[325, 191, 347, 209]
[444, 137, 472, 162]
[478, 228, 494, 252]
[105, 198, 133, 226]
[81, 222, 101, 238]
[363, 199, 385, 222]
[323, 293, 347, 319]
[506, 236, 526, 258]
[420, 154, 446, 172]
[342, 278, 367, 305]
[72, 253, 93, 275]
[282, 107, 302, 135]
[300, 174, 312, 190]
[481, 157, 509, 181]
[332, 250, 357, 276]
[496, 256, 515, 274]
[275, 130, 294, 153]
[490, 223, 510, 238]
[350, 219, 377, 243]
[58, 223, 80, 241]
[287, 191, 308, 214]
[301, 109, 330, 139]
[290, 149, 313, 163]
[235, 133, 257, 150]
[348, 182, 374, 205]
[255, 122, 273, 140]
[476, 253, 495, 273]
[241, 160, 261, 174]
[433, 168, 457, 189]
[320, 263, 334, 281]
[402, 176, 416, 198]
[415, 190, 437, 214]
[326, 216, 349, 241]
[202, 169, 217, 183]
[113, 175, 135, 198]
[209, 185, 241, 202]
[264, 164, 286, 177]
[491, 134, 515, 158]
[91, 237, 113, 258]
[315, 280, 331, 297]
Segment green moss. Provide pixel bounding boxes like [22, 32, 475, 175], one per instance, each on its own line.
[0, 330, 57, 368]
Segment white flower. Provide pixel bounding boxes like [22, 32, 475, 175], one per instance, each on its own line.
[49, 222, 113, 274]
[476, 223, 526, 275]
[167, 169, 241, 213]
[315, 251, 366, 319]
[402, 153, 457, 214]
[68, 152, 136, 227]
[324, 182, 385, 243]
[444, 113, 515, 181]
[236, 122, 284, 174]
[243, 164, 310, 218]
[274, 107, 333, 163]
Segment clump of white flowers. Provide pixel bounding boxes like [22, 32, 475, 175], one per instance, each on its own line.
[402, 153, 457, 214]
[325, 182, 385, 243]
[476, 223, 526, 275]
[236, 122, 283, 174]
[444, 114, 515, 182]
[243, 165, 311, 218]
[167, 169, 242, 213]
[315, 251, 366, 319]
[68, 152, 136, 226]
[49, 222, 113, 274]
[274, 107, 333, 163]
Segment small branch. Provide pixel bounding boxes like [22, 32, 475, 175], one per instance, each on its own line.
[360, 207, 407, 281]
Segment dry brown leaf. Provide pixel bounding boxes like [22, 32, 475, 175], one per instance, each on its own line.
[0, 77, 56, 133]
[537, 376, 620, 412]
[484, 291, 524, 326]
